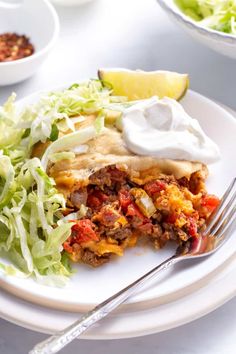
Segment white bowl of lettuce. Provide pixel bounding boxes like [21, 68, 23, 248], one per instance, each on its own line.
[157, 0, 236, 59]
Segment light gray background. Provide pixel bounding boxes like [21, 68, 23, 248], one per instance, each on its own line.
[0, 0, 235, 353]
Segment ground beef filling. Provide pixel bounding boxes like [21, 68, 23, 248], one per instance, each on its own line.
[63, 166, 219, 267]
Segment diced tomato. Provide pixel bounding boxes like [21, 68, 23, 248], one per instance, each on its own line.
[63, 237, 73, 254]
[126, 202, 147, 219]
[126, 202, 150, 227]
[87, 195, 101, 208]
[144, 180, 166, 196]
[119, 189, 132, 210]
[188, 217, 198, 237]
[71, 219, 99, 244]
[165, 213, 177, 224]
[201, 194, 220, 212]
[87, 190, 108, 209]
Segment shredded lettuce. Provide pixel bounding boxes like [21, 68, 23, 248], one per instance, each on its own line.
[175, 0, 236, 34]
[94, 110, 105, 134]
[0, 79, 128, 286]
[0, 157, 73, 286]
[0, 154, 16, 209]
[0, 80, 126, 160]
[0, 94, 28, 165]
[22, 79, 123, 149]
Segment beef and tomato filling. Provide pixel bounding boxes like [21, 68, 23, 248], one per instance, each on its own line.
[62, 166, 219, 267]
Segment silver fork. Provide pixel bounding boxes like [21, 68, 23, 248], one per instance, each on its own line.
[29, 178, 236, 354]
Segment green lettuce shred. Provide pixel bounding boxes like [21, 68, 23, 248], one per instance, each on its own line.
[0, 79, 127, 286]
[175, 0, 236, 34]
[0, 156, 73, 286]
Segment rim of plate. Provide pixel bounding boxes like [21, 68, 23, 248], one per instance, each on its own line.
[0, 248, 235, 339]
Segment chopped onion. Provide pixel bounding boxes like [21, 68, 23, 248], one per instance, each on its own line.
[57, 205, 88, 226]
[130, 188, 156, 218]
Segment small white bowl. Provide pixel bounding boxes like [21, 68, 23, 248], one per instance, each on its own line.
[156, 0, 236, 59]
[0, 0, 59, 86]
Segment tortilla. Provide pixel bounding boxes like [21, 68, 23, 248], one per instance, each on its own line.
[48, 127, 207, 197]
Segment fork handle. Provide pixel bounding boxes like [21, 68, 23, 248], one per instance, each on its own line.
[29, 255, 179, 354]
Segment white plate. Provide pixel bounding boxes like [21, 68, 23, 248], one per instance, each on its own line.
[0, 244, 235, 339]
[0, 89, 235, 313]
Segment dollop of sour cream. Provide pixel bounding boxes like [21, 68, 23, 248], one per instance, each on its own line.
[122, 96, 220, 164]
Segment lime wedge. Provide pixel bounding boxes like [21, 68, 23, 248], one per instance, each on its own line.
[98, 69, 189, 101]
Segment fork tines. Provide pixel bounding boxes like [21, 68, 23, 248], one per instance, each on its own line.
[204, 178, 236, 238]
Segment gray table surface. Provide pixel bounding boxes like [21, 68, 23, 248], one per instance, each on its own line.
[0, 0, 235, 353]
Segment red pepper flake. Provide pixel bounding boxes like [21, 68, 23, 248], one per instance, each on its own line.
[0, 32, 34, 62]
